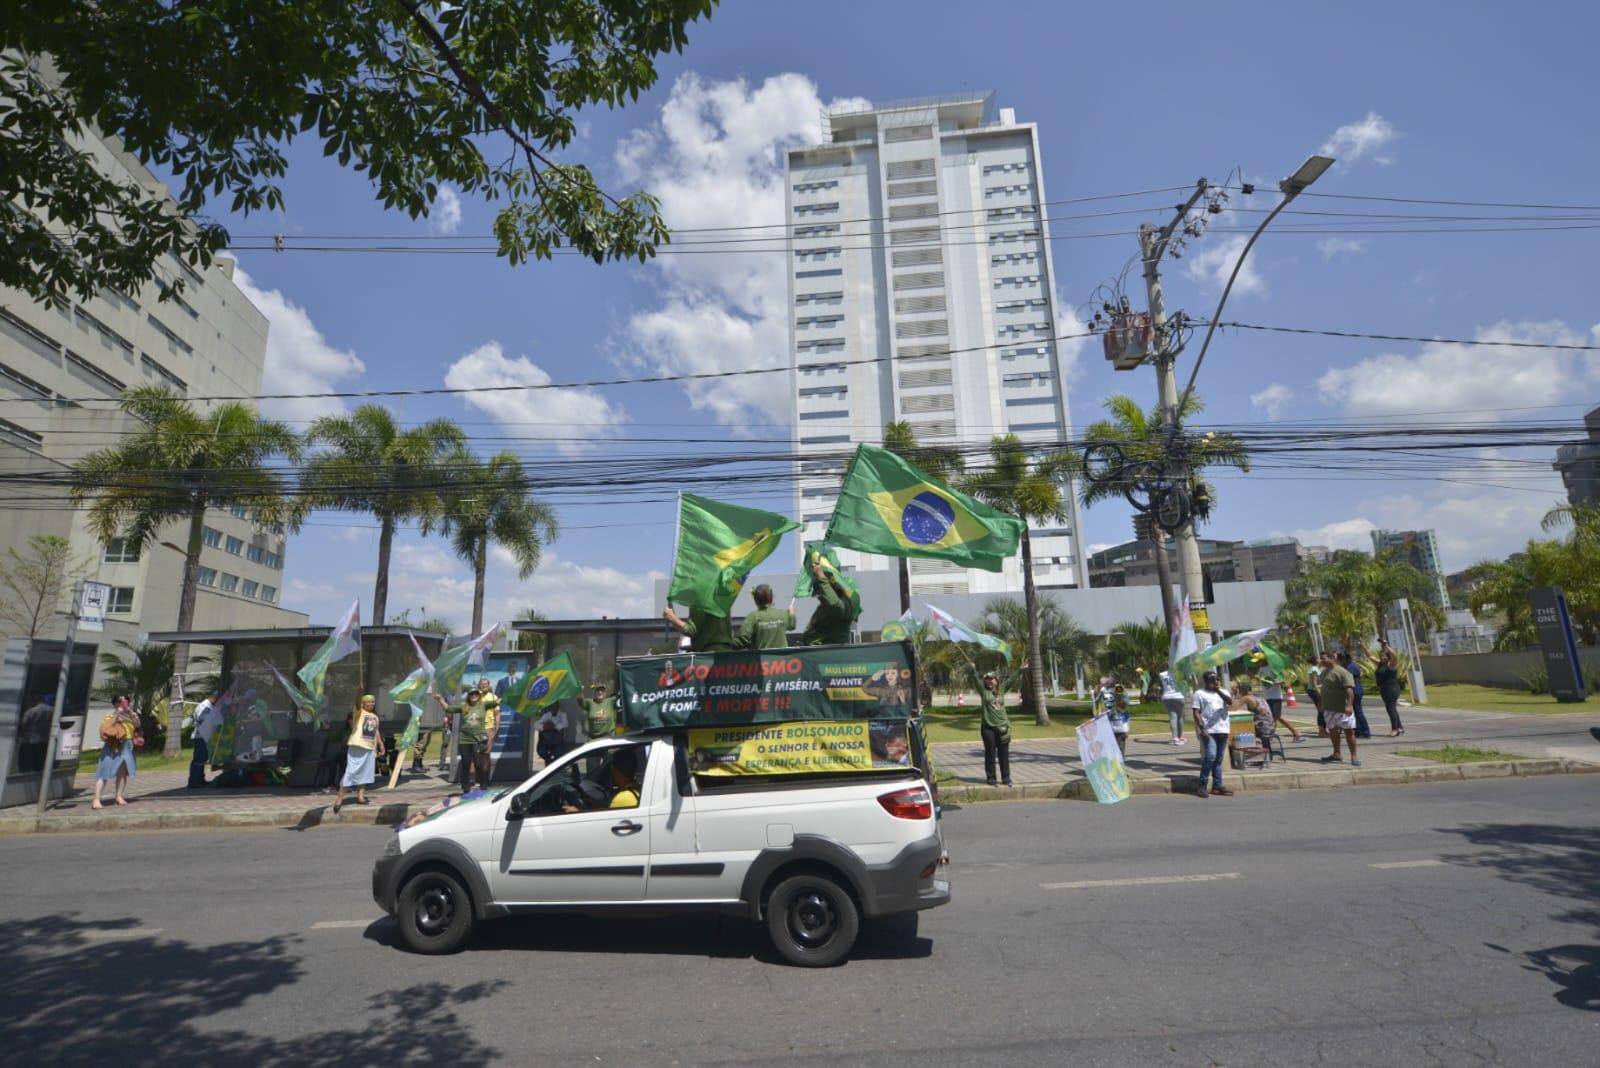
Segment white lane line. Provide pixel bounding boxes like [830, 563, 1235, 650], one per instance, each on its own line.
[310, 920, 372, 929]
[79, 927, 163, 940]
[1369, 859, 1447, 869]
[1040, 872, 1241, 891]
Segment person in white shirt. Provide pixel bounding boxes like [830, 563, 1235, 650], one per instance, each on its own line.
[1159, 670, 1188, 745]
[1261, 674, 1301, 742]
[535, 707, 569, 766]
[1190, 672, 1234, 798]
[188, 690, 223, 789]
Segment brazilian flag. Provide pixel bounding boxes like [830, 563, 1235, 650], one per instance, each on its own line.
[825, 444, 1024, 571]
[506, 651, 582, 718]
[668, 493, 799, 618]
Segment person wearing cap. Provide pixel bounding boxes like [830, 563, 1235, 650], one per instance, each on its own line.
[451, 687, 495, 791]
[577, 682, 618, 739]
[1190, 671, 1234, 798]
[967, 660, 1026, 787]
[736, 584, 795, 649]
[333, 694, 384, 814]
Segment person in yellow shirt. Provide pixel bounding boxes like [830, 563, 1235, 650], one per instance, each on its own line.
[607, 747, 641, 809]
[473, 677, 501, 737]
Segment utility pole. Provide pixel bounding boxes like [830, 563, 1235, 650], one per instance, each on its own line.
[37, 580, 84, 814]
[1138, 180, 1211, 648]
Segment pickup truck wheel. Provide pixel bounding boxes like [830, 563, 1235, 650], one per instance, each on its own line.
[767, 872, 859, 967]
[397, 869, 474, 955]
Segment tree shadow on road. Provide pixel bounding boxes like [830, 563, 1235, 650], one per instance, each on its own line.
[0, 914, 504, 1066]
[1447, 822, 1600, 1013]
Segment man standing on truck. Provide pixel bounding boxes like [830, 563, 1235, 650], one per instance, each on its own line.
[737, 584, 795, 649]
[577, 682, 617, 739]
[663, 603, 736, 652]
[802, 556, 859, 646]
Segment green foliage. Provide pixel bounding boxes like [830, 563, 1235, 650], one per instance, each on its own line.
[95, 640, 177, 748]
[388, 608, 454, 634]
[1078, 394, 1249, 526]
[1468, 505, 1600, 649]
[1105, 619, 1168, 680]
[882, 420, 965, 482]
[1, 1, 717, 305]
[1279, 548, 1445, 652]
[1518, 664, 1548, 695]
[0, 534, 87, 640]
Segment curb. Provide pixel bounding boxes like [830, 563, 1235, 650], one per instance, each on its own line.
[0, 800, 425, 836]
[940, 757, 1599, 806]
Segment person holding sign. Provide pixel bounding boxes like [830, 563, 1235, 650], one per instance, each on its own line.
[801, 555, 859, 646]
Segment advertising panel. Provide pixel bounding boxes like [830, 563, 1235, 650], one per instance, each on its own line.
[687, 720, 911, 776]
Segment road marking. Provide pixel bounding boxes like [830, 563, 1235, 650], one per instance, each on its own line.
[1040, 872, 1241, 891]
[1369, 859, 1446, 869]
[79, 927, 162, 940]
[311, 920, 371, 929]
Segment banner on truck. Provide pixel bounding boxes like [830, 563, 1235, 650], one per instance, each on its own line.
[616, 641, 916, 730]
[687, 720, 912, 776]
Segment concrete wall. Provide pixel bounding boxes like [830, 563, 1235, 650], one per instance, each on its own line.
[1421, 648, 1597, 689]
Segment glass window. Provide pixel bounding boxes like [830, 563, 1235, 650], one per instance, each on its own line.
[264, 551, 282, 570]
[197, 567, 217, 586]
[103, 537, 141, 563]
[229, 504, 248, 518]
[516, 743, 651, 817]
[242, 579, 259, 597]
[202, 526, 222, 548]
[246, 544, 265, 563]
[260, 585, 277, 603]
[107, 587, 135, 614]
[225, 535, 243, 555]
[219, 573, 239, 592]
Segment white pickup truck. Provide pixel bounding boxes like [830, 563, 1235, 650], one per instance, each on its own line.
[373, 732, 949, 965]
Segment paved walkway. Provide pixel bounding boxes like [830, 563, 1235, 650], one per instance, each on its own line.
[929, 703, 1600, 789]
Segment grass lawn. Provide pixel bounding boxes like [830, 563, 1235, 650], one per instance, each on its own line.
[1419, 683, 1596, 715]
[923, 699, 1169, 745]
[1396, 745, 1529, 764]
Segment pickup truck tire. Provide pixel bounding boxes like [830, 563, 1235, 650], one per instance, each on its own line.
[766, 872, 860, 967]
[396, 868, 474, 955]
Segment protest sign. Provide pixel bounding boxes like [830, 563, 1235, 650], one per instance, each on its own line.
[686, 720, 912, 776]
[1076, 714, 1130, 804]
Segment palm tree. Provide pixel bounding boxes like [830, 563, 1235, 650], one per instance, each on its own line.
[70, 386, 301, 756]
[978, 595, 1096, 700]
[433, 450, 559, 634]
[1281, 549, 1445, 654]
[301, 404, 465, 624]
[1468, 534, 1600, 650]
[94, 640, 213, 749]
[961, 436, 1077, 725]
[1105, 619, 1169, 690]
[882, 420, 965, 613]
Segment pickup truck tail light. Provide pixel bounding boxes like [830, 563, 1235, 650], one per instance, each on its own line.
[877, 786, 933, 820]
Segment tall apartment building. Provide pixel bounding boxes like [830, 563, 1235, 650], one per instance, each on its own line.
[0, 122, 306, 681]
[1553, 403, 1600, 507]
[1371, 528, 1450, 609]
[785, 92, 1087, 597]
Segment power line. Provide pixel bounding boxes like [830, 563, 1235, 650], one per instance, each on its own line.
[1216, 321, 1600, 351]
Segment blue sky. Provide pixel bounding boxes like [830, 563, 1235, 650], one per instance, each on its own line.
[216, 0, 1600, 630]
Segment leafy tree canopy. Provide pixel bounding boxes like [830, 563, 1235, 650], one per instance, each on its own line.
[1, 0, 716, 305]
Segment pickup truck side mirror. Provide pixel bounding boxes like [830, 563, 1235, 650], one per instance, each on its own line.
[507, 793, 529, 820]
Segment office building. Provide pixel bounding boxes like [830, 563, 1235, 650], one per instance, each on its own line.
[1232, 537, 1328, 583]
[785, 92, 1087, 596]
[1371, 528, 1450, 609]
[1553, 404, 1600, 507]
[1088, 537, 1245, 592]
[0, 121, 307, 682]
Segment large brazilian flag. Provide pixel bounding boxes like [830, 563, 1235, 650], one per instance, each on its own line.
[506, 651, 582, 718]
[668, 492, 799, 618]
[826, 444, 1024, 572]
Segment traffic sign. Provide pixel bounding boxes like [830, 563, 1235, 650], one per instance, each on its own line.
[79, 581, 111, 633]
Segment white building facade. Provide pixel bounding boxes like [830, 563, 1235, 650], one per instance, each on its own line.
[0, 124, 307, 677]
[785, 92, 1088, 598]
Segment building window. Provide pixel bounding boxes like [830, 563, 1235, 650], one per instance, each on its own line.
[1008, 421, 1057, 432]
[793, 202, 839, 216]
[799, 409, 849, 421]
[202, 526, 222, 547]
[246, 544, 265, 563]
[102, 537, 141, 563]
[107, 586, 135, 614]
[219, 572, 239, 592]
[799, 435, 851, 445]
[140, 353, 188, 392]
[793, 224, 840, 238]
[241, 579, 259, 598]
[225, 535, 243, 555]
[795, 267, 843, 279]
[260, 585, 277, 603]
[793, 179, 839, 193]
[197, 567, 217, 587]
[264, 551, 282, 570]
[228, 503, 248, 518]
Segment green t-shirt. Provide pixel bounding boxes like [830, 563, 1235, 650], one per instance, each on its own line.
[738, 605, 795, 649]
[802, 579, 859, 646]
[683, 608, 736, 652]
[1318, 664, 1355, 715]
[577, 695, 617, 738]
[968, 666, 1015, 731]
[454, 699, 494, 745]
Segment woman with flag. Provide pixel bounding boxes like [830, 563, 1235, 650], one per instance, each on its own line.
[333, 694, 384, 814]
[451, 687, 495, 791]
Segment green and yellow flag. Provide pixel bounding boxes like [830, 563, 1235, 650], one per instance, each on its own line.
[792, 541, 857, 599]
[506, 651, 582, 718]
[668, 492, 800, 618]
[825, 445, 1024, 572]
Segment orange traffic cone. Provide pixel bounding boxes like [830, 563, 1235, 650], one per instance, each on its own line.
[1286, 687, 1298, 707]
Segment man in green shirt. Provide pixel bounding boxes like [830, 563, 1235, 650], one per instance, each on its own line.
[737, 584, 795, 649]
[801, 558, 859, 646]
[1316, 649, 1360, 766]
[966, 662, 1023, 786]
[577, 683, 617, 739]
[663, 604, 736, 652]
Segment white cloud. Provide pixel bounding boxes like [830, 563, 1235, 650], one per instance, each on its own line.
[613, 73, 867, 428]
[1317, 237, 1368, 260]
[1320, 111, 1400, 165]
[233, 268, 365, 422]
[443, 341, 629, 455]
[1279, 517, 1377, 553]
[1184, 235, 1265, 297]
[1249, 382, 1294, 421]
[429, 186, 462, 235]
[1086, 542, 1115, 555]
[1316, 319, 1600, 417]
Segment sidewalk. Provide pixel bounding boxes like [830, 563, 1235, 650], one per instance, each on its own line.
[929, 703, 1600, 802]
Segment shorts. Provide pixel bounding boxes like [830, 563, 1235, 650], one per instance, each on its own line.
[1326, 711, 1356, 731]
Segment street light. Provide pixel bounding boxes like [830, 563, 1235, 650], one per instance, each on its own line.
[1176, 154, 1335, 411]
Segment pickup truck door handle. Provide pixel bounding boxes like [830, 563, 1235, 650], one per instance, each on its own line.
[611, 820, 643, 836]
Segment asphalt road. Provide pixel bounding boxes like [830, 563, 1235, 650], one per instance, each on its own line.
[2, 776, 1597, 1066]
